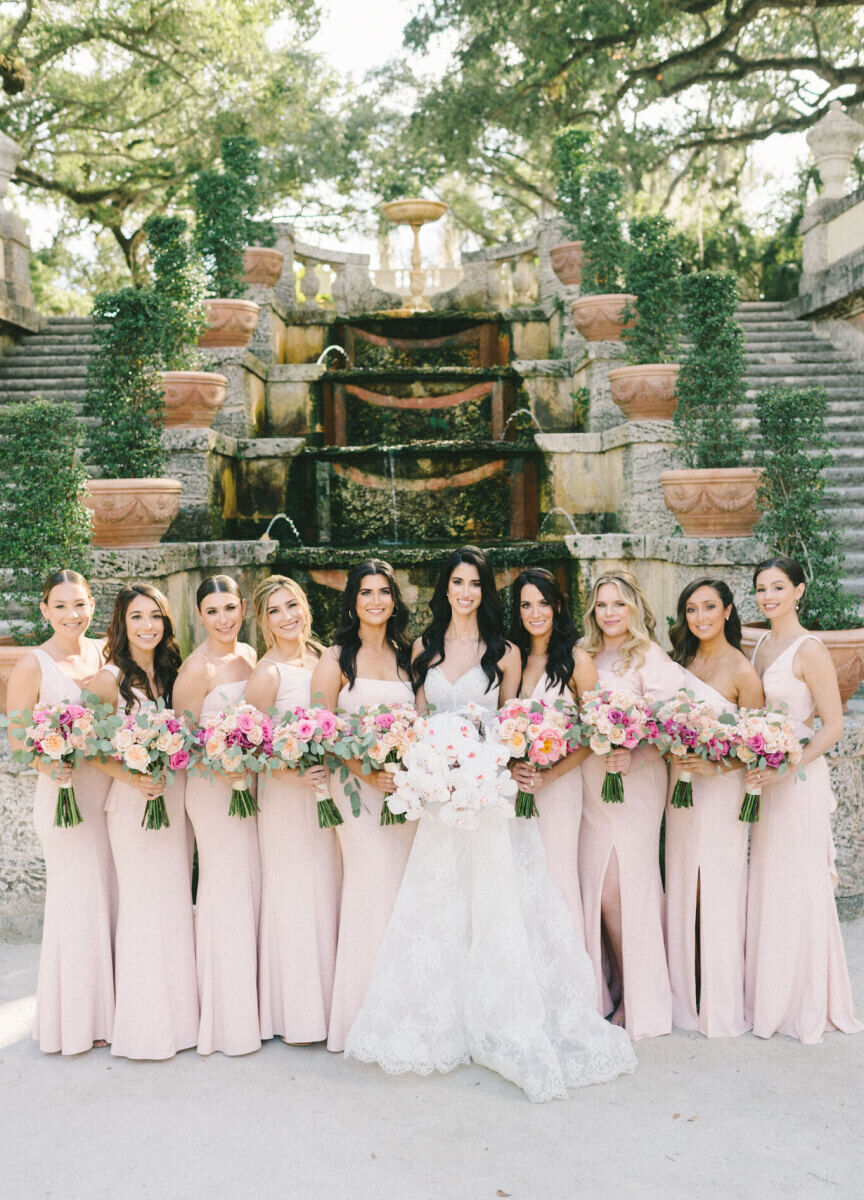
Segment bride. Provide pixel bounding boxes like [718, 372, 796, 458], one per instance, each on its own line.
[344, 547, 636, 1102]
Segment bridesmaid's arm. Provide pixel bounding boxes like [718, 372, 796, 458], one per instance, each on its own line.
[172, 654, 212, 728]
[243, 658, 280, 713]
[793, 639, 843, 765]
[5, 653, 72, 784]
[411, 638, 429, 714]
[308, 646, 342, 711]
[498, 643, 522, 702]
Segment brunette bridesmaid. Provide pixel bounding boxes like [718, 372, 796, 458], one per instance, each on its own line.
[310, 559, 416, 1053]
[90, 585, 198, 1060]
[174, 575, 260, 1056]
[579, 570, 684, 1039]
[6, 570, 114, 1054]
[501, 567, 597, 940]
[245, 575, 340, 1046]
[666, 578, 764, 1037]
[745, 556, 861, 1042]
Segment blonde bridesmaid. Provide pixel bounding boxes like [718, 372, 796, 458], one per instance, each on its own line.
[174, 575, 260, 1056]
[745, 556, 861, 1043]
[666, 578, 764, 1037]
[579, 571, 685, 1039]
[245, 575, 339, 1045]
[90, 585, 198, 1060]
[6, 570, 114, 1054]
[311, 559, 416, 1053]
[501, 567, 597, 941]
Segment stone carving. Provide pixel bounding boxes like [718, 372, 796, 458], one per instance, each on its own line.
[608, 363, 680, 420]
[85, 479, 183, 548]
[660, 467, 761, 536]
[242, 246, 284, 287]
[198, 299, 260, 348]
[571, 293, 637, 342]
[806, 101, 864, 200]
[160, 371, 227, 428]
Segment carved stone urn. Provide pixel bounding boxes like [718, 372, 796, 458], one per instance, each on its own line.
[159, 371, 227, 428]
[571, 293, 636, 342]
[607, 363, 680, 420]
[198, 299, 260, 348]
[660, 467, 761, 537]
[85, 479, 183, 548]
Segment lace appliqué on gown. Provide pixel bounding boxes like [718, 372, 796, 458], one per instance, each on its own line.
[344, 666, 636, 1102]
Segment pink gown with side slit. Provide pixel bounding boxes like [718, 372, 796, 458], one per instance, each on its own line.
[745, 634, 862, 1043]
[30, 647, 115, 1054]
[257, 663, 342, 1043]
[579, 641, 685, 1039]
[185, 678, 261, 1056]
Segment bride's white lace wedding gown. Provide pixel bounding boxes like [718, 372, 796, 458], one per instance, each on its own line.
[344, 665, 637, 1102]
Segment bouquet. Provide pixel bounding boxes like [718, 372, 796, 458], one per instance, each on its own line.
[650, 690, 736, 809]
[193, 702, 274, 818]
[271, 706, 353, 829]
[387, 704, 517, 830]
[579, 686, 655, 804]
[105, 702, 195, 830]
[731, 707, 805, 822]
[343, 701, 422, 825]
[494, 698, 580, 818]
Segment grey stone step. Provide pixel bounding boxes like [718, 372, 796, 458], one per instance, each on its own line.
[744, 362, 864, 377]
[0, 388, 87, 403]
[742, 350, 855, 363]
[0, 365, 89, 380]
[3, 345, 94, 360]
[0, 376, 87, 391]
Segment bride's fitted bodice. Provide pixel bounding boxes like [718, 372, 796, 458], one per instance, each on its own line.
[753, 634, 818, 729]
[425, 664, 499, 715]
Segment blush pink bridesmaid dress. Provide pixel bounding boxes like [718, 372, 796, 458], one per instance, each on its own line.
[327, 675, 416, 1053]
[30, 647, 115, 1054]
[579, 640, 685, 1039]
[104, 665, 199, 1060]
[665, 669, 749, 1037]
[745, 634, 862, 1043]
[257, 663, 341, 1044]
[185, 678, 261, 1056]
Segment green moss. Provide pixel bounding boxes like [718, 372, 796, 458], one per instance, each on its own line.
[344, 389, 489, 444]
[353, 341, 479, 370]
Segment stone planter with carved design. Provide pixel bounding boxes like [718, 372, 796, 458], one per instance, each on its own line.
[549, 241, 584, 287]
[243, 246, 284, 288]
[608, 363, 680, 420]
[740, 622, 864, 707]
[571, 293, 636, 342]
[660, 467, 761, 537]
[85, 479, 182, 548]
[159, 371, 227, 429]
[198, 299, 260, 348]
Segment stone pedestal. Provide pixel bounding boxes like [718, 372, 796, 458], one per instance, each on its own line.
[574, 342, 628, 431]
[198, 347, 267, 437]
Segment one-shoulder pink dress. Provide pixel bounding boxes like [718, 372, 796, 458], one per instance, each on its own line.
[257, 663, 342, 1044]
[30, 647, 115, 1054]
[327, 675, 416, 1053]
[665, 669, 749, 1037]
[530, 673, 585, 942]
[185, 678, 261, 1056]
[579, 641, 685, 1039]
[105, 666, 199, 1059]
[745, 634, 862, 1043]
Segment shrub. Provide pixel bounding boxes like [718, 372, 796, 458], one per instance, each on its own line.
[553, 128, 593, 241]
[754, 385, 860, 630]
[85, 288, 165, 478]
[579, 167, 627, 295]
[144, 215, 208, 371]
[0, 397, 91, 641]
[194, 135, 274, 296]
[622, 215, 684, 364]
[220, 135, 276, 246]
[673, 271, 746, 468]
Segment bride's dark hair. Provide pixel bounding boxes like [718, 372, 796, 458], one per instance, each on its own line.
[332, 559, 412, 689]
[508, 568, 577, 692]
[413, 545, 506, 695]
[103, 583, 182, 711]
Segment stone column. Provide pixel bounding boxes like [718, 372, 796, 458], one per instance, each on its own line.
[800, 103, 864, 282]
[0, 132, 36, 316]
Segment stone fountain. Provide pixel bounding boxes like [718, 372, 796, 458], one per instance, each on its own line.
[381, 198, 448, 311]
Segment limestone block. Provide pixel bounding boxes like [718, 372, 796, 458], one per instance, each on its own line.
[245, 294, 288, 364]
[208, 433, 306, 538]
[579, 342, 627, 431]
[285, 322, 329, 365]
[198, 348, 267, 437]
[266, 364, 324, 436]
[513, 360, 574, 431]
[161, 428, 212, 541]
[829, 713, 864, 902]
[511, 321, 550, 360]
[0, 734, 44, 941]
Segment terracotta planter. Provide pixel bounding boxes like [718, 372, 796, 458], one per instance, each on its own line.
[198, 299, 260, 348]
[549, 241, 584, 287]
[86, 478, 182, 548]
[608, 363, 680, 420]
[741, 622, 864, 707]
[0, 641, 30, 712]
[571, 293, 636, 342]
[159, 370, 227, 429]
[660, 467, 762, 537]
[243, 246, 284, 288]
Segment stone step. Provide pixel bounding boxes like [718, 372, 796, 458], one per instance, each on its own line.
[2, 345, 94, 359]
[0, 365, 89, 380]
[0, 388, 87, 404]
[0, 375, 88, 391]
[744, 361, 864, 377]
[742, 350, 856, 363]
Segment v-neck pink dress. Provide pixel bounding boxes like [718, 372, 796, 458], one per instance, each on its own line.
[579, 640, 685, 1039]
[257, 663, 342, 1044]
[185, 677, 261, 1056]
[29, 646, 115, 1054]
[745, 634, 862, 1043]
[665, 669, 749, 1037]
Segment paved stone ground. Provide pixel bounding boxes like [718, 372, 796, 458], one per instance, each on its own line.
[2, 925, 864, 1200]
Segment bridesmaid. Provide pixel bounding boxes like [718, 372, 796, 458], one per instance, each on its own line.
[174, 575, 260, 1056]
[745, 555, 861, 1042]
[501, 567, 597, 940]
[6, 570, 114, 1054]
[245, 575, 339, 1046]
[311, 559, 416, 1053]
[666, 578, 764, 1037]
[90, 584, 198, 1060]
[579, 570, 684, 1039]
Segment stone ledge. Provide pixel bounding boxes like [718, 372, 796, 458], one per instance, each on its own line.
[565, 532, 764, 565]
[161, 428, 211, 452]
[512, 359, 572, 377]
[209, 432, 306, 460]
[267, 363, 327, 382]
[791, 244, 864, 319]
[197, 347, 269, 378]
[537, 421, 674, 455]
[90, 539, 278, 575]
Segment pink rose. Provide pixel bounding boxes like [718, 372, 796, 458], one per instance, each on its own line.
[748, 734, 766, 754]
[318, 712, 338, 738]
[764, 751, 785, 768]
[295, 718, 316, 742]
[235, 712, 255, 734]
[622, 728, 641, 749]
[169, 750, 190, 770]
[375, 713, 395, 730]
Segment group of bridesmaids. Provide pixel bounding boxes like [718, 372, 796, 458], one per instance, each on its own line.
[7, 546, 860, 1066]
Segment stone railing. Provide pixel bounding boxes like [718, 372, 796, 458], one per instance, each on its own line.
[271, 225, 401, 316]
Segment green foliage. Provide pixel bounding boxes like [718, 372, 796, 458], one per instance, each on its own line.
[580, 168, 626, 295]
[622, 216, 684, 365]
[85, 288, 165, 478]
[754, 386, 860, 630]
[553, 129, 592, 241]
[673, 271, 746, 469]
[193, 167, 247, 299]
[220, 135, 276, 245]
[144, 216, 208, 371]
[0, 398, 91, 641]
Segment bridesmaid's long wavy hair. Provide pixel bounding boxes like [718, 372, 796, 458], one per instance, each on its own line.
[103, 584, 182, 710]
[669, 577, 743, 667]
[581, 571, 657, 672]
[413, 545, 506, 696]
[333, 559, 411, 689]
[508, 568, 577, 693]
[252, 574, 321, 654]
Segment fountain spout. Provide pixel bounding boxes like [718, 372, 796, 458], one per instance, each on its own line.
[502, 407, 544, 435]
[538, 507, 579, 536]
[259, 513, 304, 544]
[316, 345, 349, 367]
